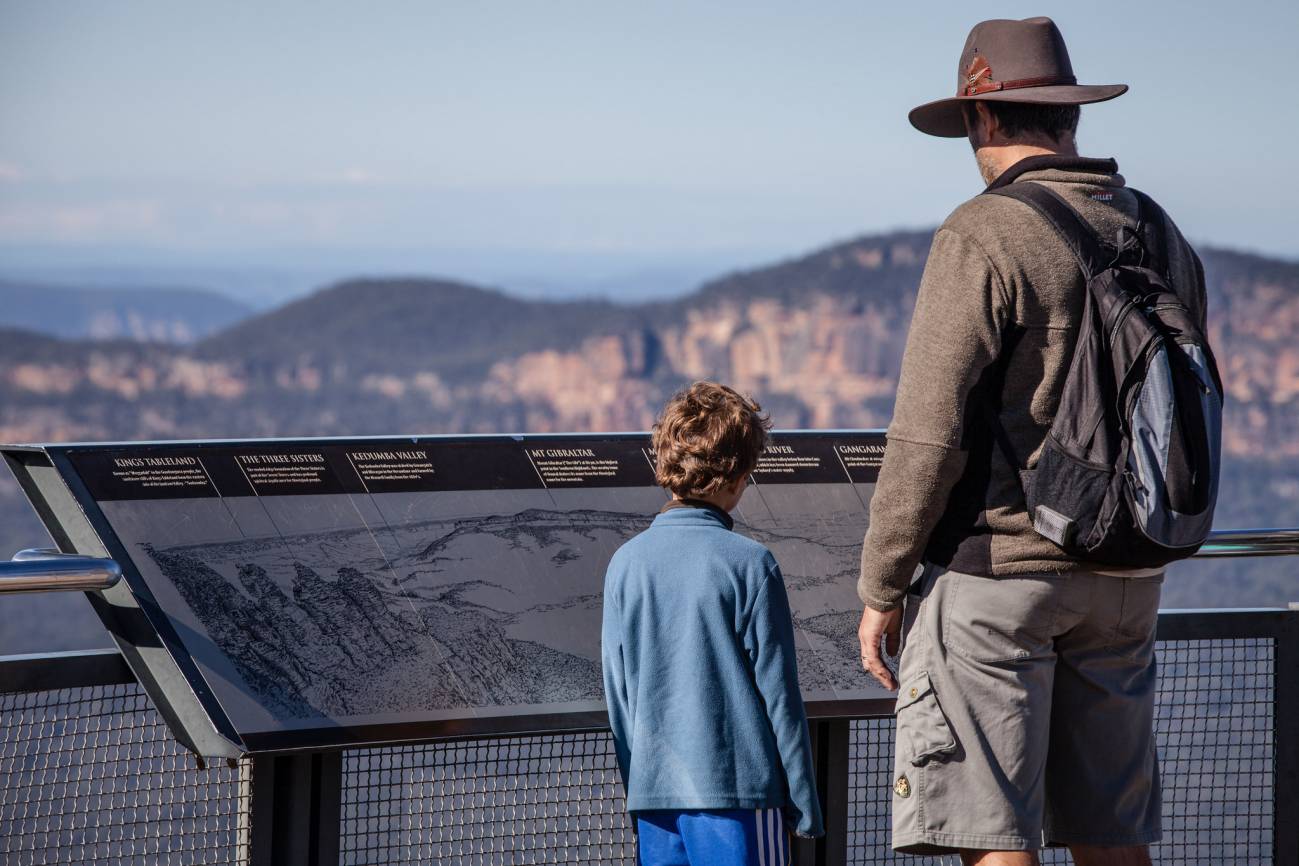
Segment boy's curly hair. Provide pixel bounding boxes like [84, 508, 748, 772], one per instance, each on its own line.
[651, 381, 771, 497]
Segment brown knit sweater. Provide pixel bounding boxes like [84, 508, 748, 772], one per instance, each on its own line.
[857, 155, 1207, 612]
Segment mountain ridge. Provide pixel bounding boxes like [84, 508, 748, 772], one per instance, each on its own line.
[190, 230, 935, 384]
[2, 227, 1294, 448]
[196, 276, 644, 381]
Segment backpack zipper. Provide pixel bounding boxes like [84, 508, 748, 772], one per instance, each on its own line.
[1108, 297, 1138, 347]
[1119, 335, 1171, 424]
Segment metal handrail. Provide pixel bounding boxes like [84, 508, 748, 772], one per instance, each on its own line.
[0, 549, 121, 594]
[1193, 528, 1299, 558]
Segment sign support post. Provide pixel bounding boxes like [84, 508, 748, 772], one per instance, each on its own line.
[242, 752, 342, 866]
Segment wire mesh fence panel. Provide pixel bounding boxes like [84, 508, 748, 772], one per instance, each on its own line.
[0, 634, 1282, 865]
[0, 683, 248, 866]
[845, 638, 1276, 865]
[340, 732, 635, 865]
[1152, 638, 1274, 865]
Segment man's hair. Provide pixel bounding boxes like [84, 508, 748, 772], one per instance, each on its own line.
[963, 100, 1080, 141]
[651, 381, 771, 497]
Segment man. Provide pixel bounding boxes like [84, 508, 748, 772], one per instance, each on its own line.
[856, 17, 1206, 866]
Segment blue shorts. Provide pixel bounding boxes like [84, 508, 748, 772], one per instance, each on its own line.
[636, 808, 790, 866]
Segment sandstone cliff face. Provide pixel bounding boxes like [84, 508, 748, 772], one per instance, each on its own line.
[485, 293, 909, 432]
[1200, 250, 1299, 457]
[470, 244, 1299, 457]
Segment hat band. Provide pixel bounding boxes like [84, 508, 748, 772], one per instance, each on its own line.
[963, 73, 1077, 97]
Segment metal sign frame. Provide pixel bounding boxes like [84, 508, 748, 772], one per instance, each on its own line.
[2, 430, 894, 757]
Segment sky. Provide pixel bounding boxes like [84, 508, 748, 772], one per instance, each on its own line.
[1, 1, 1296, 301]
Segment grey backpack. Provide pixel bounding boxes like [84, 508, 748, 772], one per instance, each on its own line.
[985, 182, 1223, 567]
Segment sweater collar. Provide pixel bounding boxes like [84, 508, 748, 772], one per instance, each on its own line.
[986, 155, 1119, 191]
[657, 498, 735, 530]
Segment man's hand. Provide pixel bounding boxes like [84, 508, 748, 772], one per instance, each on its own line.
[858, 605, 903, 691]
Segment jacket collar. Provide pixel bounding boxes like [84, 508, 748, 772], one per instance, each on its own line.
[657, 498, 735, 531]
[986, 155, 1119, 191]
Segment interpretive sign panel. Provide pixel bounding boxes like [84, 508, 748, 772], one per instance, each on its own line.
[3, 431, 889, 753]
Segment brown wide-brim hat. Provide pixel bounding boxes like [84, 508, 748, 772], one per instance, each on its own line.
[909, 16, 1128, 138]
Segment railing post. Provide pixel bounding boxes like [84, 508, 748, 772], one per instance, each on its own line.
[795, 719, 850, 866]
[819, 719, 851, 866]
[1276, 608, 1299, 865]
[241, 751, 342, 866]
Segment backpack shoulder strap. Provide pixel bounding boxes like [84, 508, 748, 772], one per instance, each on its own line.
[985, 182, 1106, 277]
[977, 182, 1107, 473]
[1129, 188, 1169, 277]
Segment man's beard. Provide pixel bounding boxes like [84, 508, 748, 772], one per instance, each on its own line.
[975, 149, 1000, 185]
[969, 130, 999, 185]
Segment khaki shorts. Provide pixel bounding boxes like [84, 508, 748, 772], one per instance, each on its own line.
[891, 566, 1163, 855]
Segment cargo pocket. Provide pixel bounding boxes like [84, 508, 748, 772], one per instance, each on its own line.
[894, 672, 957, 766]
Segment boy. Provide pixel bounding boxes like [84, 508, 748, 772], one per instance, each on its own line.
[601, 381, 824, 866]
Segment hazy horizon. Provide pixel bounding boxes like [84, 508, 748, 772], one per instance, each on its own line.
[4, 1, 1298, 306]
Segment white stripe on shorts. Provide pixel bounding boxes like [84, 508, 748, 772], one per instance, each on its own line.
[767, 808, 775, 865]
[754, 807, 786, 866]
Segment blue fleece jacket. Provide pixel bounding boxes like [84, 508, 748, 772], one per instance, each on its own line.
[600, 503, 824, 838]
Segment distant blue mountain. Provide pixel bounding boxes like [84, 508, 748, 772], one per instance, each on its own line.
[0, 281, 251, 343]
